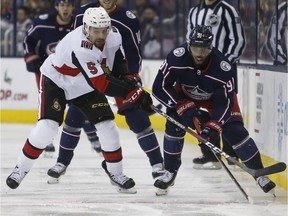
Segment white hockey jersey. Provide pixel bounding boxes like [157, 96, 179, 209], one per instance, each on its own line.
[41, 26, 123, 100]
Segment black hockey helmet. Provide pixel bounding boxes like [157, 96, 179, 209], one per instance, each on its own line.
[188, 25, 213, 48]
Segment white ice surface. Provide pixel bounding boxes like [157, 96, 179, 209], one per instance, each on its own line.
[1, 123, 287, 216]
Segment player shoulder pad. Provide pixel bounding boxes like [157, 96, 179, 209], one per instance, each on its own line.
[76, 2, 95, 15]
[219, 61, 232, 72]
[38, 14, 49, 20]
[33, 13, 55, 26]
[125, 10, 137, 19]
[172, 47, 186, 57]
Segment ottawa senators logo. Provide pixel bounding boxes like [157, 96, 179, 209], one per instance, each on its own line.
[51, 99, 61, 111]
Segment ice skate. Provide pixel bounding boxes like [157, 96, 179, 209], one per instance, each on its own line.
[152, 163, 165, 179]
[43, 143, 55, 158]
[90, 137, 102, 155]
[6, 166, 28, 189]
[101, 160, 136, 194]
[256, 175, 276, 195]
[154, 170, 177, 196]
[193, 154, 222, 170]
[47, 162, 67, 184]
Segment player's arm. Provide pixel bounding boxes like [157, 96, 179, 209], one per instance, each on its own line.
[23, 20, 42, 73]
[210, 75, 234, 125]
[267, 3, 287, 65]
[119, 14, 142, 74]
[223, 5, 246, 63]
[185, 7, 196, 42]
[72, 51, 152, 111]
[152, 59, 181, 108]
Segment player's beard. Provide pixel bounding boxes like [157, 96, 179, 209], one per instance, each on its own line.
[192, 55, 210, 68]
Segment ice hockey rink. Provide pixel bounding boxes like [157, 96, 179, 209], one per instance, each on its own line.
[1, 123, 287, 216]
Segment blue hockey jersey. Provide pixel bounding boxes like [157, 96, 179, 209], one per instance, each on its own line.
[73, 2, 142, 74]
[152, 44, 237, 125]
[23, 13, 74, 65]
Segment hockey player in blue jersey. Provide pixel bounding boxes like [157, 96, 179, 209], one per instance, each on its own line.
[152, 25, 276, 195]
[23, 0, 75, 156]
[47, 0, 164, 183]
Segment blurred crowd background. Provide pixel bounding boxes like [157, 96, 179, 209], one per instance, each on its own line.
[1, 0, 287, 66]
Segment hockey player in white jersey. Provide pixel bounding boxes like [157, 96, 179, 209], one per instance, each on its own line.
[6, 7, 152, 194]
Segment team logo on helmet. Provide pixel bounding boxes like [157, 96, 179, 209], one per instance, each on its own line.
[207, 14, 219, 27]
[126, 10, 136, 19]
[173, 47, 185, 57]
[220, 61, 231, 71]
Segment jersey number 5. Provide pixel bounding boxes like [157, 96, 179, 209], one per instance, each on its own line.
[87, 62, 98, 74]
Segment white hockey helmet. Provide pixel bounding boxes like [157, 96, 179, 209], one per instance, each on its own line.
[83, 7, 111, 36]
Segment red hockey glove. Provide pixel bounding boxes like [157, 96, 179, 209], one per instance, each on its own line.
[176, 100, 197, 126]
[123, 86, 153, 112]
[200, 121, 222, 144]
[24, 53, 41, 73]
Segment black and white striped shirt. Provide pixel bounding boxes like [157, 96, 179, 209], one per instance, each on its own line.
[267, 1, 287, 65]
[186, 0, 246, 64]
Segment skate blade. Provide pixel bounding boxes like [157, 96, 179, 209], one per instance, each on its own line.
[117, 187, 137, 194]
[43, 152, 54, 158]
[155, 188, 168, 196]
[193, 162, 222, 170]
[268, 188, 276, 197]
[5, 187, 12, 194]
[47, 176, 60, 184]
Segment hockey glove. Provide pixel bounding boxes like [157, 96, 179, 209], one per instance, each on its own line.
[24, 53, 41, 73]
[191, 109, 211, 131]
[200, 121, 222, 144]
[123, 86, 153, 112]
[176, 100, 197, 127]
[123, 74, 142, 86]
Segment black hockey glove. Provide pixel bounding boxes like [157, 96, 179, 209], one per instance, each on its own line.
[123, 74, 142, 86]
[200, 121, 222, 144]
[24, 53, 42, 73]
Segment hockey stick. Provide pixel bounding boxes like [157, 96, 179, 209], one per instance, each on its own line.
[151, 105, 287, 178]
[214, 153, 249, 200]
[107, 97, 163, 116]
[192, 117, 249, 200]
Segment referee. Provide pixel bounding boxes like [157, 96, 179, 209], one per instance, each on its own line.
[267, 1, 287, 66]
[186, 0, 246, 169]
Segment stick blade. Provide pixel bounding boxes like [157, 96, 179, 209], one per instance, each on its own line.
[254, 162, 286, 178]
